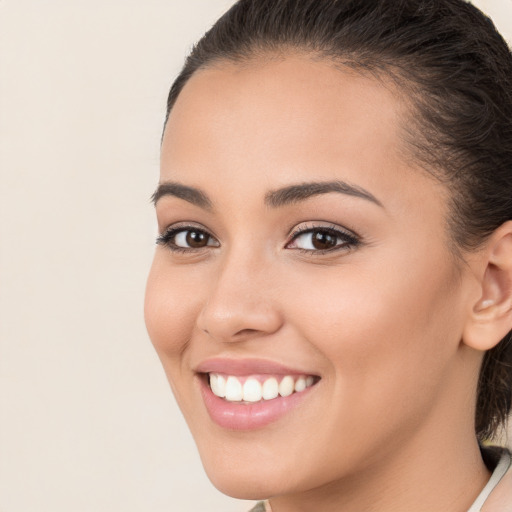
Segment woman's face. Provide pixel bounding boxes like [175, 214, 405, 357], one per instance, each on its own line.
[145, 55, 478, 499]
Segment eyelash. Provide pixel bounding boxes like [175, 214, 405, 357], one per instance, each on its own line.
[156, 223, 361, 256]
[288, 223, 360, 255]
[155, 224, 216, 254]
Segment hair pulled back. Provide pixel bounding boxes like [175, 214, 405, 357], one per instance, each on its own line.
[164, 0, 512, 441]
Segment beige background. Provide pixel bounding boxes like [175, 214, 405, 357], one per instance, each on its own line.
[0, 1, 511, 511]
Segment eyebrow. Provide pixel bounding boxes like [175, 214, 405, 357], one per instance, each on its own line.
[151, 180, 382, 210]
[151, 182, 213, 210]
[264, 180, 383, 208]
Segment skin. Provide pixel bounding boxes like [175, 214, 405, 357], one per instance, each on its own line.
[145, 54, 509, 512]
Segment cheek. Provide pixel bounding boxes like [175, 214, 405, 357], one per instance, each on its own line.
[280, 252, 462, 418]
[144, 256, 201, 361]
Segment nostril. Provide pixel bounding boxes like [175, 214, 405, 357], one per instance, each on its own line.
[234, 328, 260, 337]
[197, 302, 283, 343]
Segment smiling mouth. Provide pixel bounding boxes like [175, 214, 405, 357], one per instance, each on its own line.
[207, 373, 319, 403]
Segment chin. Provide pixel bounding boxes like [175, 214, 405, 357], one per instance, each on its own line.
[197, 439, 312, 500]
[203, 465, 286, 500]
[208, 476, 272, 501]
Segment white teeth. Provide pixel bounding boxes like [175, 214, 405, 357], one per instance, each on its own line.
[243, 378, 262, 402]
[209, 373, 317, 402]
[294, 376, 306, 392]
[279, 375, 295, 397]
[210, 373, 226, 398]
[262, 377, 279, 400]
[217, 374, 227, 396]
[210, 373, 218, 394]
[225, 376, 243, 401]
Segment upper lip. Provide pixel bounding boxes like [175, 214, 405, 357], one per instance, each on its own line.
[195, 357, 318, 377]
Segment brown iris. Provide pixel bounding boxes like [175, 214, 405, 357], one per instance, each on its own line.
[186, 230, 209, 248]
[311, 230, 338, 250]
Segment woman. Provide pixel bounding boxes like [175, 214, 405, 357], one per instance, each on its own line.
[144, 0, 512, 510]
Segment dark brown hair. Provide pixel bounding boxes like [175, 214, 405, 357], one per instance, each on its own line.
[164, 0, 512, 441]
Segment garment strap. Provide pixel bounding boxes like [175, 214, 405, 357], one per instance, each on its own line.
[467, 451, 511, 512]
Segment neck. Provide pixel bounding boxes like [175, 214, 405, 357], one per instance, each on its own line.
[268, 408, 490, 512]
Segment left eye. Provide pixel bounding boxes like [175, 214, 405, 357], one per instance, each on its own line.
[174, 229, 212, 248]
[157, 227, 220, 251]
[287, 227, 358, 252]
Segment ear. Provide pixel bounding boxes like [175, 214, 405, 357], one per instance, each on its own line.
[462, 220, 512, 351]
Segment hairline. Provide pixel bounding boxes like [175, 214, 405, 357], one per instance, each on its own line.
[163, 47, 472, 262]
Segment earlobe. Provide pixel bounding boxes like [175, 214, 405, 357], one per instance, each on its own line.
[463, 221, 512, 352]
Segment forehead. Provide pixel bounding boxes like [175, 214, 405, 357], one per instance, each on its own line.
[161, 54, 444, 217]
[164, 55, 403, 165]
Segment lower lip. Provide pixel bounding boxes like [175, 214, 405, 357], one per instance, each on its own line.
[199, 376, 316, 430]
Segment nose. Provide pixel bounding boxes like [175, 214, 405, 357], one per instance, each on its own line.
[196, 251, 283, 343]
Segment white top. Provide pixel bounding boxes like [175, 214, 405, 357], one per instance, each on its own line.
[468, 450, 511, 512]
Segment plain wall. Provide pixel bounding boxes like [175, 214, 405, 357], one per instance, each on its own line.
[0, 1, 511, 511]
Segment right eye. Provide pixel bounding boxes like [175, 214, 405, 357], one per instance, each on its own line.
[156, 226, 220, 252]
